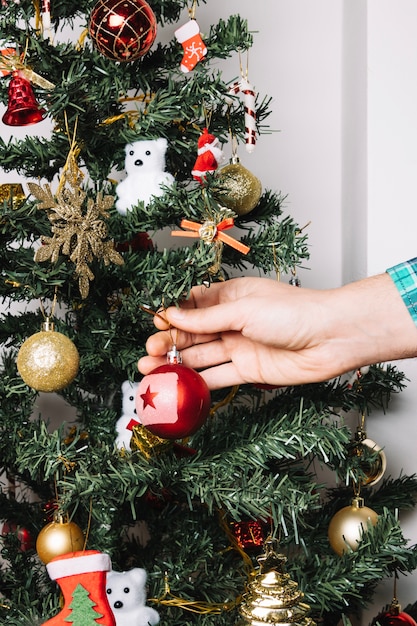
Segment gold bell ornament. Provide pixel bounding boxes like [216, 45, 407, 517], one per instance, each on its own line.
[328, 494, 378, 556]
[17, 317, 79, 392]
[237, 538, 316, 625]
[215, 152, 262, 216]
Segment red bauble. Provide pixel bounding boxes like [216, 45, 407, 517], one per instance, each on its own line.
[372, 610, 417, 625]
[2, 521, 34, 552]
[89, 0, 157, 62]
[135, 363, 211, 439]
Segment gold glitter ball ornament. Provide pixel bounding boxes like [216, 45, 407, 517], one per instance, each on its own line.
[237, 538, 316, 625]
[17, 319, 79, 392]
[328, 496, 378, 556]
[36, 514, 85, 564]
[216, 156, 262, 216]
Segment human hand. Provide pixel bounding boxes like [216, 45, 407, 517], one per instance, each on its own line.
[138, 274, 417, 390]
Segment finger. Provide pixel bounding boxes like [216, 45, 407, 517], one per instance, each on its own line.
[138, 354, 167, 375]
[165, 299, 242, 335]
[198, 362, 245, 390]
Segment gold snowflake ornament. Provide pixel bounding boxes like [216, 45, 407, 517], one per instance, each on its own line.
[28, 169, 124, 299]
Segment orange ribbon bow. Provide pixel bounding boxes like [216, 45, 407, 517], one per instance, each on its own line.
[171, 217, 250, 255]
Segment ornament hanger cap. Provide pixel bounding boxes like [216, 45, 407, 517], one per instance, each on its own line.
[42, 317, 55, 332]
[167, 345, 182, 364]
[351, 496, 365, 508]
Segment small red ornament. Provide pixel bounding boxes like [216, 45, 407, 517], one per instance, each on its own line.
[115, 231, 153, 252]
[2, 521, 34, 552]
[135, 346, 211, 439]
[2, 71, 46, 126]
[89, 0, 157, 62]
[229, 520, 266, 551]
[371, 600, 417, 626]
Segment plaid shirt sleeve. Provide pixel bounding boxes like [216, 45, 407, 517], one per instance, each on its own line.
[387, 258, 417, 326]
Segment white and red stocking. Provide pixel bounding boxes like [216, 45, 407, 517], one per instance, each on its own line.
[42, 550, 116, 626]
[174, 19, 207, 73]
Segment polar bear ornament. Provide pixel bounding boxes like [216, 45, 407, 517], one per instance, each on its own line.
[106, 567, 159, 626]
[115, 138, 175, 214]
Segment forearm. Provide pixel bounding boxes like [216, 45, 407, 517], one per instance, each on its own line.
[322, 271, 417, 373]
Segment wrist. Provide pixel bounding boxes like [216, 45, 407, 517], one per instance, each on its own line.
[325, 273, 417, 372]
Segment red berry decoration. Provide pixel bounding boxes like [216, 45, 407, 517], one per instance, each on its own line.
[135, 346, 211, 439]
[89, 0, 157, 62]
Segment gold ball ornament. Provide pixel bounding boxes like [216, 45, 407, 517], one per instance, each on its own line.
[328, 496, 378, 556]
[36, 515, 85, 564]
[216, 156, 262, 216]
[17, 319, 79, 392]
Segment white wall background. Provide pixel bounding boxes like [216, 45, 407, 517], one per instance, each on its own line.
[2, 1, 417, 623]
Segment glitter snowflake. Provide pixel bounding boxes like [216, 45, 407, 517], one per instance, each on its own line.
[28, 168, 123, 299]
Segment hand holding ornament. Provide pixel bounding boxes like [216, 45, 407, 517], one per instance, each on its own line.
[138, 272, 417, 390]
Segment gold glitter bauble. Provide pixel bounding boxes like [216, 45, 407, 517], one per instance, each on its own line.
[216, 157, 262, 215]
[16, 320, 79, 392]
[328, 496, 378, 556]
[36, 515, 85, 564]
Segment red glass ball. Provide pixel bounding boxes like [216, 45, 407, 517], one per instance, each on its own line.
[135, 363, 211, 439]
[372, 610, 417, 625]
[2, 521, 34, 552]
[89, 0, 157, 62]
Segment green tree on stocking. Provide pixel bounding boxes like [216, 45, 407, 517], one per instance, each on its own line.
[64, 585, 103, 626]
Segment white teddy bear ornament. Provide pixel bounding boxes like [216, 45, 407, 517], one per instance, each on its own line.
[115, 138, 175, 214]
[115, 380, 139, 450]
[106, 567, 159, 626]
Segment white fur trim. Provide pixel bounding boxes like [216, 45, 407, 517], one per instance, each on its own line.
[47, 553, 112, 581]
[198, 141, 218, 155]
[174, 19, 200, 44]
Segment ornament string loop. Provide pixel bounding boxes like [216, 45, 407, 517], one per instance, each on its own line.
[172, 217, 250, 255]
[188, 0, 197, 20]
[0, 48, 55, 89]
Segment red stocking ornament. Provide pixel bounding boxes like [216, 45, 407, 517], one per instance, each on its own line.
[42, 550, 116, 626]
[174, 19, 206, 72]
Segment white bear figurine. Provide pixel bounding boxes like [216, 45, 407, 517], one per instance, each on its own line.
[115, 138, 175, 214]
[115, 380, 139, 450]
[106, 568, 159, 626]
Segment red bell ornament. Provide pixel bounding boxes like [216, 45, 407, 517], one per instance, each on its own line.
[2, 71, 46, 126]
[89, 0, 157, 62]
[135, 346, 211, 439]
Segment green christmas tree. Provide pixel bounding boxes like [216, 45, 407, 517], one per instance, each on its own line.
[0, 2, 417, 626]
[64, 584, 103, 625]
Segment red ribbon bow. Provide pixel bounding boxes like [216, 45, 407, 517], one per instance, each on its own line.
[171, 217, 250, 255]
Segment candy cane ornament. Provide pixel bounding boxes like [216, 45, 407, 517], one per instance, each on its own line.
[228, 77, 257, 153]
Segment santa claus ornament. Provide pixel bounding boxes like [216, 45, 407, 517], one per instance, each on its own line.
[135, 345, 211, 439]
[191, 127, 224, 181]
